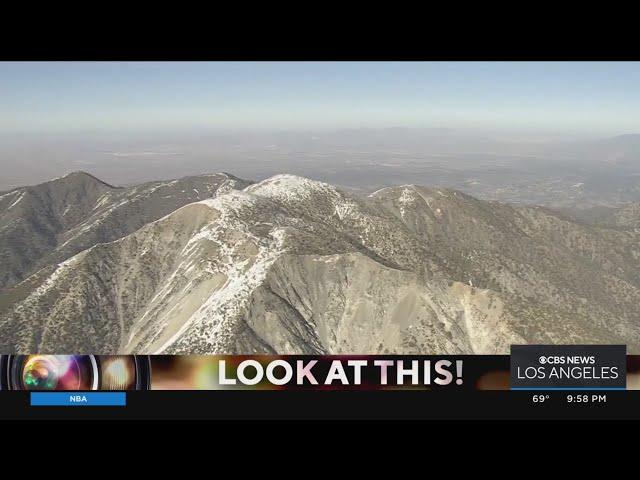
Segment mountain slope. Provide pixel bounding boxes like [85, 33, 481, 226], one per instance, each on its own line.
[0, 172, 252, 290]
[2, 174, 640, 354]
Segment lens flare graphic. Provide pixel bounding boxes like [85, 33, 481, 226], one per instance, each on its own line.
[22, 356, 60, 389]
[102, 356, 136, 390]
[17, 355, 98, 390]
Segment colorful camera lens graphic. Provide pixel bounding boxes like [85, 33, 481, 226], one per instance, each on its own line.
[0, 355, 151, 390]
[19, 355, 98, 390]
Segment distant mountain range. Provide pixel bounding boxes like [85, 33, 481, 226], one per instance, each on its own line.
[6, 131, 640, 212]
[2, 172, 640, 354]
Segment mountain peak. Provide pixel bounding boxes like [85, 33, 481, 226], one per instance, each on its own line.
[247, 174, 339, 199]
[48, 171, 116, 189]
[41, 170, 118, 188]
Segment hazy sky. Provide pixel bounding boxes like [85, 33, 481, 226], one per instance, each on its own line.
[1, 62, 639, 135]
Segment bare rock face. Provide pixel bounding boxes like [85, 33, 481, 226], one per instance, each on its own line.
[1, 173, 640, 354]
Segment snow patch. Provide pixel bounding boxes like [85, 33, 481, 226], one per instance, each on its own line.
[93, 194, 111, 210]
[148, 200, 289, 352]
[0, 190, 20, 202]
[17, 255, 80, 306]
[7, 192, 25, 209]
[247, 174, 339, 203]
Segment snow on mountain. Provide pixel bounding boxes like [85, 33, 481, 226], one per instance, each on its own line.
[0, 171, 252, 291]
[2, 173, 640, 354]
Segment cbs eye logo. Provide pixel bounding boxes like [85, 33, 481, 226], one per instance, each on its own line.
[0, 355, 151, 391]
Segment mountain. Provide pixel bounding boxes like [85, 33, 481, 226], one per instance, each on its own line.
[2, 173, 640, 354]
[0, 171, 252, 291]
[606, 203, 640, 228]
[560, 201, 640, 229]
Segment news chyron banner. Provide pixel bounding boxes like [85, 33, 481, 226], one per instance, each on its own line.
[148, 347, 632, 390]
[3, 354, 493, 391]
[151, 355, 472, 390]
[3, 347, 638, 391]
